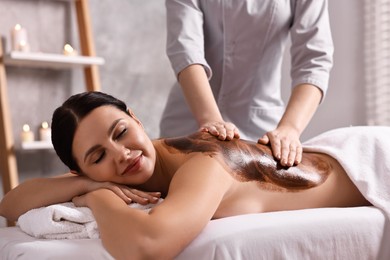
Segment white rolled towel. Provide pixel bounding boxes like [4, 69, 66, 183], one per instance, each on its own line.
[18, 200, 163, 239]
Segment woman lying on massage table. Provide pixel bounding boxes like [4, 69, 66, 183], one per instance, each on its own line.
[0, 91, 371, 259]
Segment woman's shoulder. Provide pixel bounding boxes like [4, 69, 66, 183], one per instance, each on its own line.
[160, 132, 272, 155]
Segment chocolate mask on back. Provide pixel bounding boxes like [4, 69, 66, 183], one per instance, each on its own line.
[164, 132, 331, 192]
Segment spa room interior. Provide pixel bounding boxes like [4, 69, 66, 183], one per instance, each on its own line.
[0, 1, 389, 259]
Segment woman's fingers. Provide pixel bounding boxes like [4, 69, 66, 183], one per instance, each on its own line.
[72, 195, 87, 207]
[103, 183, 161, 205]
[107, 185, 133, 203]
[124, 189, 161, 205]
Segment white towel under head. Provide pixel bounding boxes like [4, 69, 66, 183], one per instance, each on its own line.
[18, 200, 162, 240]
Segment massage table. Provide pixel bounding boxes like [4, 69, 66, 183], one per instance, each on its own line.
[2, 127, 390, 259]
[0, 206, 386, 259]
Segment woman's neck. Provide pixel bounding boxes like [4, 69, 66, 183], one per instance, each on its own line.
[135, 140, 175, 197]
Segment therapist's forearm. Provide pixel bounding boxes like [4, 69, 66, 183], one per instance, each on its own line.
[178, 64, 223, 126]
[278, 84, 323, 134]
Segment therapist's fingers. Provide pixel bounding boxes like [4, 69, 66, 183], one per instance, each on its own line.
[258, 134, 270, 145]
[223, 122, 240, 140]
[294, 145, 303, 165]
[201, 125, 219, 136]
[278, 137, 302, 167]
[260, 130, 282, 160]
[263, 127, 302, 166]
[268, 134, 282, 161]
[280, 141, 292, 166]
[200, 121, 240, 140]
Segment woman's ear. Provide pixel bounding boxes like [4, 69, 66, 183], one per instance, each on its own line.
[127, 108, 144, 128]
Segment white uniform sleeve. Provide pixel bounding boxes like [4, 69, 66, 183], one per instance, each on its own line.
[290, 0, 334, 101]
[165, 0, 212, 79]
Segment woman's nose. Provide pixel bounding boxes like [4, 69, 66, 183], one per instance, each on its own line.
[114, 145, 130, 163]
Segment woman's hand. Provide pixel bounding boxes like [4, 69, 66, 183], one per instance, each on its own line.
[72, 193, 90, 208]
[200, 121, 240, 140]
[71, 189, 104, 208]
[258, 126, 302, 167]
[72, 187, 161, 208]
[86, 181, 161, 205]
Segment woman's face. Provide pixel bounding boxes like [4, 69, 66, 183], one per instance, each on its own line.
[72, 105, 156, 185]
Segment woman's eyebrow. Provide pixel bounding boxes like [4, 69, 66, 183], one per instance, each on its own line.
[107, 118, 123, 136]
[83, 118, 123, 162]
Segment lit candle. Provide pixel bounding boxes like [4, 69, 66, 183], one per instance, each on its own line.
[63, 44, 78, 56]
[11, 24, 30, 52]
[21, 124, 34, 143]
[39, 121, 52, 142]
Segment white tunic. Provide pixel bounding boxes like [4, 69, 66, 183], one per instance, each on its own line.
[160, 0, 334, 141]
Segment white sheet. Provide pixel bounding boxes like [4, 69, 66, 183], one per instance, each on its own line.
[303, 126, 390, 259]
[303, 126, 390, 217]
[0, 207, 385, 260]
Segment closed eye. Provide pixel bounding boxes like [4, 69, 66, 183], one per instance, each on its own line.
[93, 127, 126, 164]
[115, 128, 127, 140]
[94, 151, 105, 164]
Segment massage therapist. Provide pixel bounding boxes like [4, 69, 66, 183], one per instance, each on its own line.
[160, 0, 334, 167]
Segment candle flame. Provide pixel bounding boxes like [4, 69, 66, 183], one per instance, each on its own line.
[64, 44, 74, 53]
[23, 124, 30, 132]
[41, 121, 49, 129]
[15, 24, 22, 30]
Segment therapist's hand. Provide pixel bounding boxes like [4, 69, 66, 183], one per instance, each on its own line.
[200, 121, 240, 141]
[258, 126, 302, 167]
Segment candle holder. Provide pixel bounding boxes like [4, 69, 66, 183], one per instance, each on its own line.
[39, 121, 52, 142]
[21, 124, 34, 143]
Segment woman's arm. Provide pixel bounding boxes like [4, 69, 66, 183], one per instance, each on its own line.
[0, 173, 91, 221]
[74, 155, 232, 259]
[0, 173, 161, 222]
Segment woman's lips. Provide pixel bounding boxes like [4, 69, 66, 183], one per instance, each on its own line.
[121, 154, 143, 176]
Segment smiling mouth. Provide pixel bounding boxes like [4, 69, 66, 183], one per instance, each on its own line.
[121, 153, 143, 176]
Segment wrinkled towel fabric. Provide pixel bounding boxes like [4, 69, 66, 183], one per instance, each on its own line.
[303, 126, 390, 259]
[18, 200, 163, 240]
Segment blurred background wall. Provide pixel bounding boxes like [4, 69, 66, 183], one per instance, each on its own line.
[0, 0, 364, 226]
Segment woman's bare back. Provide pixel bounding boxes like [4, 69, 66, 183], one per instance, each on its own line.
[161, 132, 370, 218]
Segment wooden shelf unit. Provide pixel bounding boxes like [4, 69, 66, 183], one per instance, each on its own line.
[0, 0, 102, 226]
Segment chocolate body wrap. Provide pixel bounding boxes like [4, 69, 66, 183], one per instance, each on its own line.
[164, 132, 331, 192]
